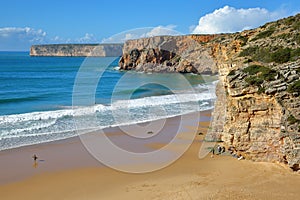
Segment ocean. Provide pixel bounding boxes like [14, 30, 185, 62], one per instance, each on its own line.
[0, 51, 217, 151]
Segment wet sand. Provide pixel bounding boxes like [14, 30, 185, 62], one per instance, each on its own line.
[0, 110, 300, 200]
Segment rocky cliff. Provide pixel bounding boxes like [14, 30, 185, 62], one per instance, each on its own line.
[30, 44, 123, 57]
[119, 14, 300, 170]
[119, 35, 219, 74]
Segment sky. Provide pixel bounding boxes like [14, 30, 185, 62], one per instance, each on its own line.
[0, 0, 300, 51]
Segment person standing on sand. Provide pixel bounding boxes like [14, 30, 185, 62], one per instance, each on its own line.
[32, 154, 38, 168]
[32, 154, 38, 161]
[217, 145, 222, 154]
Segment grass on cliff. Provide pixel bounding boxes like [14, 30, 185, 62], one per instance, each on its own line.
[235, 35, 248, 46]
[276, 32, 300, 44]
[251, 26, 275, 41]
[239, 46, 300, 64]
[287, 80, 300, 93]
[243, 65, 277, 80]
[282, 14, 300, 30]
[243, 65, 277, 93]
[288, 115, 300, 125]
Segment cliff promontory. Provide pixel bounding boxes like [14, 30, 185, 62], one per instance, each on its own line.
[30, 43, 123, 57]
[119, 14, 300, 170]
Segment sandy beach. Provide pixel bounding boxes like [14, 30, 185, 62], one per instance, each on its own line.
[1, 110, 300, 200]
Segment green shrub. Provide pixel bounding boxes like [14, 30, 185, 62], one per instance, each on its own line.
[243, 65, 276, 79]
[243, 65, 264, 75]
[295, 33, 300, 44]
[245, 76, 265, 94]
[239, 46, 259, 57]
[271, 48, 291, 63]
[228, 70, 236, 76]
[277, 33, 291, 40]
[245, 76, 264, 86]
[239, 46, 273, 63]
[257, 87, 265, 94]
[251, 28, 275, 41]
[283, 17, 296, 26]
[243, 58, 253, 63]
[291, 48, 300, 61]
[288, 115, 300, 124]
[252, 48, 273, 63]
[236, 35, 248, 46]
[287, 80, 300, 93]
[243, 65, 277, 94]
[262, 69, 277, 81]
[240, 46, 299, 64]
[293, 21, 300, 30]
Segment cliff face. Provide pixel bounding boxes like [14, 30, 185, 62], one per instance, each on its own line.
[224, 61, 300, 168]
[30, 44, 123, 57]
[119, 14, 300, 170]
[119, 35, 219, 74]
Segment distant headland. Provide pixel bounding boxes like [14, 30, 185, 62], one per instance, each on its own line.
[30, 43, 123, 57]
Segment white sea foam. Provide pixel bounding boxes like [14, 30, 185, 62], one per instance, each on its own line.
[0, 90, 215, 150]
[0, 92, 214, 125]
[0, 119, 57, 136]
[113, 66, 120, 70]
[111, 92, 214, 109]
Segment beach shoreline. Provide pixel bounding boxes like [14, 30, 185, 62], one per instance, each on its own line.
[0, 109, 211, 185]
[1, 109, 300, 200]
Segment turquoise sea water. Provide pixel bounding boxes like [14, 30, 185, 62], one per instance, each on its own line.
[0, 52, 217, 150]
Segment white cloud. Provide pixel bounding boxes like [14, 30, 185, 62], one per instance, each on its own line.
[0, 27, 46, 41]
[52, 36, 62, 42]
[0, 27, 47, 51]
[50, 33, 99, 44]
[75, 33, 98, 43]
[101, 25, 180, 43]
[0, 27, 101, 50]
[192, 6, 284, 34]
[142, 25, 178, 37]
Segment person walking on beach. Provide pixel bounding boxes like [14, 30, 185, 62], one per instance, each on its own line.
[32, 154, 38, 168]
[32, 154, 38, 161]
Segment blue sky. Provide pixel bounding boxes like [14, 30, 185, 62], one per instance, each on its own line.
[0, 0, 300, 51]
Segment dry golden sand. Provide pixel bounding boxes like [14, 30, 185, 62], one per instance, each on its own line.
[0, 111, 300, 200]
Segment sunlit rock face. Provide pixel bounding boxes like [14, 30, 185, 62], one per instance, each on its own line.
[119, 14, 300, 170]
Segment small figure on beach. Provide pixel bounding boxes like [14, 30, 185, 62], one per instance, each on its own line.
[32, 154, 38, 161]
[210, 147, 215, 158]
[32, 154, 38, 168]
[221, 146, 226, 154]
[232, 153, 239, 158]
[217, 145, 222, 154]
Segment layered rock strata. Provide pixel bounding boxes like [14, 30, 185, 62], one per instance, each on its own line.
[119, 14, 300, 170]
[30, 44, 123, 57]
